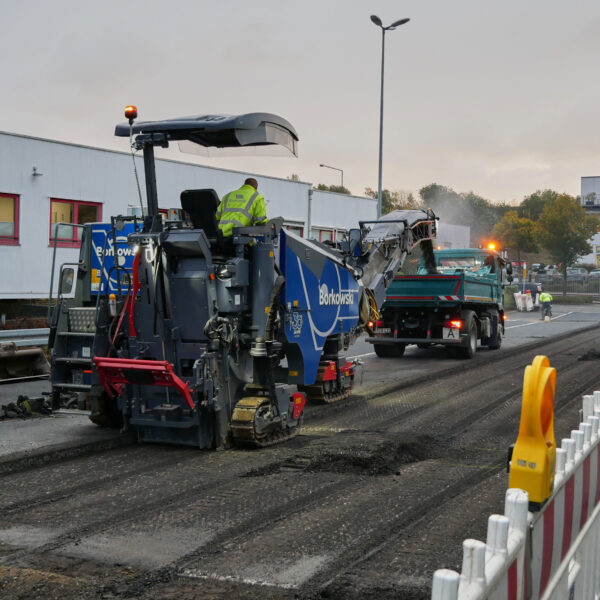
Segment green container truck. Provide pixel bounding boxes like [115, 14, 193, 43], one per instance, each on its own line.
[366, 248, 512, 359]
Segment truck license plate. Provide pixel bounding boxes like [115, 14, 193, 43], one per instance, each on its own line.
[442, 327, 460, 340]
[374, 327, 391, 334]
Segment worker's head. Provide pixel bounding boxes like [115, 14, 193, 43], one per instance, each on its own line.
[245, 177, 258, 190]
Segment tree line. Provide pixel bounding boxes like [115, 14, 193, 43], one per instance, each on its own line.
[306, 178, 600, 279]
[368, 184, 599, 282]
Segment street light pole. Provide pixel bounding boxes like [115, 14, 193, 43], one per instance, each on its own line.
[370, 15, 410, 218]
[319, 163, 344, 189]
[376, 27, 386, 219]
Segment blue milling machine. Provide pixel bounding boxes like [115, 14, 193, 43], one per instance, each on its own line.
[48, 107, 437, 448]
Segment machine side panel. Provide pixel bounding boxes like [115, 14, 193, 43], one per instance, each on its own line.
[280, 230, 359, 385]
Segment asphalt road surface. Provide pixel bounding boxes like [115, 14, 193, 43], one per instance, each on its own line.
[0, 305, 599, 599]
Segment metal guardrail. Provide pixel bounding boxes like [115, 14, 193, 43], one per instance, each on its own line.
[0, 328, 50, 348]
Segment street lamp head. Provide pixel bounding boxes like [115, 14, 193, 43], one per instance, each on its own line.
[387, 17, 410, 30]
[370, 14, 382, 27]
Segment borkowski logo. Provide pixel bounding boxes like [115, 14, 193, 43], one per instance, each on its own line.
[95, 244, 134, 258]
[318, 283, 356, 306]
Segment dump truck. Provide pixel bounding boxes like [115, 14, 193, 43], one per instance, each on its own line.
[48, 107, 437, 448]
[366, 248, 511, 359]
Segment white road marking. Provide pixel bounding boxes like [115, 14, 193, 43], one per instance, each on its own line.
[505, 311, 573, 329]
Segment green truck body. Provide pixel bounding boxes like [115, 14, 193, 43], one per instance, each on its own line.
[366, 248, 507, 359]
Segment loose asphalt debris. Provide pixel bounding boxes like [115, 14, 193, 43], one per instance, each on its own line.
[0, 394, 52, 420]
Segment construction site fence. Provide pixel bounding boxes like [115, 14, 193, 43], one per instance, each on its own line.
[431, 391, 600, 600]
[533, 279, 600, 297]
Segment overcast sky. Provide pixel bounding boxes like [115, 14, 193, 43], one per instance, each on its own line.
[2, 1, 600, 204]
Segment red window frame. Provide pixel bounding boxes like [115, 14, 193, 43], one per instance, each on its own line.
[319, 228, 335, 243]
[311, 227, 335, 243]
[50, 198, 102, 248]
[0, 193, 19, 246]
[285, 224, 304, 237]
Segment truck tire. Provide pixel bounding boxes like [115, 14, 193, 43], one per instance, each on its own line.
[374, 343, 406, 358]
[486, 321, 502, 350]
[456, 314, 477, 359]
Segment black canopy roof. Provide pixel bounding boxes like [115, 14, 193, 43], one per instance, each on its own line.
[115, 112, 298, 156]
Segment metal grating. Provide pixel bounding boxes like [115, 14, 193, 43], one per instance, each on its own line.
[69, 308, 96, 333]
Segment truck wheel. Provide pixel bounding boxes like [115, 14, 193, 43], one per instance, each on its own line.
[456, 315, 477, 359]
[486, 322, 502, 350]
[374, 343, 406, 358]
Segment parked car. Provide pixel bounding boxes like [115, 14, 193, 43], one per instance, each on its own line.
[566, 267, 588, 283]
[537, 267, 557, 282]
[589, 269, 600, 279]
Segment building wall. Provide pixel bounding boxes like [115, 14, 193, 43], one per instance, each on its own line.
[577, 232, 600, 267]
[309, 189, 377, 240]
[581, 176, 600, 215]
[579, 178, 600, 264]
[0, 131, 378, 299]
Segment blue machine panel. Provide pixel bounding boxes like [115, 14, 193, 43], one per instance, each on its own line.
[90, 223, 137, 295]
[280, 230, 359, 385]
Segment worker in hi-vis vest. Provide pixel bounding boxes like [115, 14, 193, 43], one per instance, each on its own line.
[216, 178, 267, 237]
[539, 291, 553, 319]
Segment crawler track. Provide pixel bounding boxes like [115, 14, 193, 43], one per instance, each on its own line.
[0, 328, 599, 600]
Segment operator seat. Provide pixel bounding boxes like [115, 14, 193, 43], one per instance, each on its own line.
[180, 189, 233, 257]
[180, 189, 220, 238]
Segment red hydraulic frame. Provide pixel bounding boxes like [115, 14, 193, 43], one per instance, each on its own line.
[93, 356, 194, 409]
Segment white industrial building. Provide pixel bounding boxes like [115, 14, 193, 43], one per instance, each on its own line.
[580, 177, 600, 266]
[581, 176, 600, 216]
[0, 131, 469, 300]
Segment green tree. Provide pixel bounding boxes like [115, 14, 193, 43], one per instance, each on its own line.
[364, 188, 422, 214]
[492, 210, 539, 282]
[519, 189, 559, 220]
[536, 194, 600, 294]
[316, 183, 351, 194]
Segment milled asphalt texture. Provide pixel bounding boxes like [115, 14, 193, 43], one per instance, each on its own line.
[1, 304, 599, 472]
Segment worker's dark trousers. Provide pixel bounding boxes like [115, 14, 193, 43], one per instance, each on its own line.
[541, 302, 552, 319]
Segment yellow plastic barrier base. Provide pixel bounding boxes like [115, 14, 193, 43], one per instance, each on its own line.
[508, 355, 556, 508]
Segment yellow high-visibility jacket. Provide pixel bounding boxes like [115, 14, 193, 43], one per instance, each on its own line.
[216, 184, 267, 237]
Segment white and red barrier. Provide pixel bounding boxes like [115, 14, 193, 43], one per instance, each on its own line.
[513, 292, 534, 312]
[431, 488, 529, 600]
[540, 499, 600, 600]
[431, 390, 600, 600]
